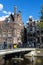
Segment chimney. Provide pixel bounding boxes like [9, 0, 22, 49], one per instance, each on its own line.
[14, 6, 17, 15]
[14, 6, 17, 21]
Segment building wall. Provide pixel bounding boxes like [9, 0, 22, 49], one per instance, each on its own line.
[26, 17, 43, 48]
[0, 7, 24, 49]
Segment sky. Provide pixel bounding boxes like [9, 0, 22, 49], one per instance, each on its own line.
[0, 0, 43, 24]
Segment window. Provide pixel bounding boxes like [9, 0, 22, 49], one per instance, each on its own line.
[30, 23, 32, 27]
[41, 37, 43, 43]
[3, 35, 6, 37]
[30, 27, 32, 31]
[37, 31, 40, 35]
[32, 27, 35, 31]
[13, 37, 17, 43]
[8, 31, 12, 37]
[0, 34, 1, 37]
[37, 37, 40, 43]
[19, 24, 22, 26]
[7, 40, 12, 44]
[8, 33, 12, 37]
[41, 30, 43, 34]
[3, 32, 6, 37]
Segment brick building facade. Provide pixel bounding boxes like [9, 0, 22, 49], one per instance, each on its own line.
[26, 16, 43, 48]
[0, 6, 24, 49]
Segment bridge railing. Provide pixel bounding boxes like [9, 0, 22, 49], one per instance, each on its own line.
[0, 43, 42, 50]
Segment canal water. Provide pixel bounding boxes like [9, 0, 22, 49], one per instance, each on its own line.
[0, 57, 43, 65]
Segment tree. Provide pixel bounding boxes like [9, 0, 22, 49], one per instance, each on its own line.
[38, 4, 43, 28]
[38, 22, 43, 28]
[40, 4, 43, 22]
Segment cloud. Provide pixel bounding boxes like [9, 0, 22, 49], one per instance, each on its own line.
[0, 4, 3, 11]
[12, 12, 14, 15]
[3, 10, 11, 15]
[0, 4, 11, 15]
[0, 11, 14, 21]
[29, 16, 33, 19]
[3, 10, 8, 14]
[0, 15, 9, 21]
[0, 4, 13, 21]
[8, 11, 11, 14]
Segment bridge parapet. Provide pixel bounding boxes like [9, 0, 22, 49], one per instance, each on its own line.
[0, 48, 36, 56]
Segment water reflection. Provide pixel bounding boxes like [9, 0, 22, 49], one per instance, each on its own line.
[24, 57, 43, 65]
[0, 57, 43, 65]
